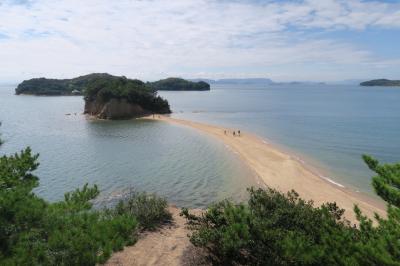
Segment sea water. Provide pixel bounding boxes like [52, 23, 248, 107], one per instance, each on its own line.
[1, 83, 399, 205]
[0, 87, 257, 207]
[159, 84, 400, 197]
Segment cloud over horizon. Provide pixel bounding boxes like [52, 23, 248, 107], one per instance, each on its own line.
[0, 0, 399, 82]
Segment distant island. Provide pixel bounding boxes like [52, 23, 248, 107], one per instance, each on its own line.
[15, 73, 107, 95]
[360, 79, 400, 87]
[83, 74, 170, 119]
[15, 75, 210, 96]
[148, 77, 210, 91]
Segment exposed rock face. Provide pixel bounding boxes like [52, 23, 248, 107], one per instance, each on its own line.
[84, 99, 149, 119]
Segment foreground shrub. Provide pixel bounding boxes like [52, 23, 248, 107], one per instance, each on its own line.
[0, 148, 169, 265]
[115, 190, 171, 230]
[182, 156, 400, 265]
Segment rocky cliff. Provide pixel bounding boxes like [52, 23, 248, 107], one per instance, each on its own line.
[84, 99, 150, 119]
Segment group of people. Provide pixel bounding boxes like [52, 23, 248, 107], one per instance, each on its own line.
[224, 129, 241, 136]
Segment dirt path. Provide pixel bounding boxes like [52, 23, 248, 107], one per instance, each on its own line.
[105, 207, 206, 266]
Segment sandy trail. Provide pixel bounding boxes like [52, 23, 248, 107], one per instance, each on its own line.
[149, 115, 385, 221]
[105, 207, 205, 266]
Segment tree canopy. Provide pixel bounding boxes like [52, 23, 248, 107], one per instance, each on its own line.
[15, 73, 116, 95]
[15, 74, 211, 96]
[84, 75, 171, 114]
[0, 148, 170, 265]
[148, 77, 210, 91]
[182, 156, 400, 265]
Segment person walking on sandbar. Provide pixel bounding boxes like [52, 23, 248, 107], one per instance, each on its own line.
[238, 130, 241, 136]
[233, 131, 236, 136]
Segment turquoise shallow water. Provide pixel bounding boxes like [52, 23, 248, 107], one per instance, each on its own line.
[0, 87, 257, 207]
[159, 84, 400, 197]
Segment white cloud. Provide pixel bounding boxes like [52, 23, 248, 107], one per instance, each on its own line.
[0, 0, 399, 81]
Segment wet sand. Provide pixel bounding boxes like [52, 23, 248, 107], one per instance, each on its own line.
[147, 115, 385, 222]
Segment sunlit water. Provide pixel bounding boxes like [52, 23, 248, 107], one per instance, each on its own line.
[0, 87, 257, 207]
[159, 84, 400, 197]
[1, 83, 399, 204]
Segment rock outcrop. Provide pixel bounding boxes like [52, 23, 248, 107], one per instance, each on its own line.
[84, 99, 149, 119]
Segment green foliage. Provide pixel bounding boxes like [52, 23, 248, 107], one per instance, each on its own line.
[115, 191, 172, 230]
[355, 155, 400, 265]
[363, 155, 400, 207]
[15, 73, 171, 113]
[183, 156, 400, 266]
[148, 77, 210, 91]
[15, 77, 71, 95]
[84, 75, 171, 114]
[182, 188, 359, 265]
[15, 73, 123, 96]
[0, 148, 170, 265]
[360, 79, 400, 87]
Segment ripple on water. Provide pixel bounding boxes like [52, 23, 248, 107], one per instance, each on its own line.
[0, 90, 258, 207]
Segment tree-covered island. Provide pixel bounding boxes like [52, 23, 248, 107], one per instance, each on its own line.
[83, 74, 171, 119]
[360, 79, 400, 86]
[148, 77, 210, 91]
[15, 75, 210, 96]
[15, 73, 171, 119]
[15, 73, 109, 95]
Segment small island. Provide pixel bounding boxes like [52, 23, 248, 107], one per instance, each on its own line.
[83, 74, 170, 119]
[148, 77, 210, 91]
[16, 75, 211, 96]
[15, 73, 110, 95]
[360, 79, 400, 87]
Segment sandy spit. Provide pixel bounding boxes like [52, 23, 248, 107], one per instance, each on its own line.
[105, 115, 387, 266]
[146, 115, 385, 222]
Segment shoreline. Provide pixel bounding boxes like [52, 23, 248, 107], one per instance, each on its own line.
[144, 115, 386, 222]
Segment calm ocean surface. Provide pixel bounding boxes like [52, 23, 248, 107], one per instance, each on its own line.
[1, 84, 399, 204]
[160, 84, 400, 198]
[0, 86, 257, 207]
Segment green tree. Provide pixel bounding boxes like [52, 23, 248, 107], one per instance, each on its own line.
[353, 155, 400, 265]
[182, 157, 400, 265]
[0, 148, 170, 265]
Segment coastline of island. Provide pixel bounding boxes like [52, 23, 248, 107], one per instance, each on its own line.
[15, 74, 211, 96]
[144, 115, 386, 222]
[360, 79, 400, 86]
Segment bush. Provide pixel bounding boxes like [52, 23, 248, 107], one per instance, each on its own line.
[115, 191, 171, 230]
[182, 156, 400, 265]
[182, 188, 357, 265]
[0, 148, 170, 265]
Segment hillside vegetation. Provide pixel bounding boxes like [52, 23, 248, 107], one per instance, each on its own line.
[15, 74, 210, 96]
[148, 77, 210, 91]
[83, 74, 171, 117]
[14, 73, 114, 95]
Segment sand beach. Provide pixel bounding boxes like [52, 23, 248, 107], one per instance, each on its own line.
[148, 115, 386, 222]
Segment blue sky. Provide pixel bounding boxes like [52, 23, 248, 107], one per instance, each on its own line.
[0, 0, 399, 82]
